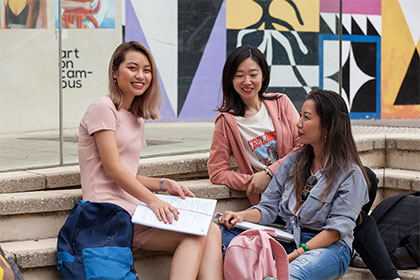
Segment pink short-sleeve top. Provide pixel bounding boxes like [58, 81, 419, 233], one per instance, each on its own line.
[78, 96, 146, 215]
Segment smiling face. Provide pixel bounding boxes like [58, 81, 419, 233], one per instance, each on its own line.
[113, 50, 152, 109]
[232, 57, 264, 106]
[296, 99, 324, 149]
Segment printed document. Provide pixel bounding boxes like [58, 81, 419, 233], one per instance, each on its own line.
[132, 195, 217, 236]
[214, 212, 293, 242]
[235, 221, 294, 242]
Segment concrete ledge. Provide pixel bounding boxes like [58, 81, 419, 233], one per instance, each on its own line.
[138, 152, 209, 178]
[0, 180, 247, 216]
[354, 135, 386, 152]
[340, 266, 420, 280]
[372, 168, 420, 192]
[4, 238, 419, 280]
[30, 166, 80, 189]
[0, 171, 46, 193]
[0, 153, 211, 194]
[384, 169, 420, 192]
[386, 134, 420, 151]
[0, 180, 249, 242]
[0, 189, 81, 216]
[1, 135, 418, 194]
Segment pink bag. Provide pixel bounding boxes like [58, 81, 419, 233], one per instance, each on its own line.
[224, 229, 289, 280]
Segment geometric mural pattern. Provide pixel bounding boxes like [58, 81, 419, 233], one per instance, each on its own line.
[125, 0, 226, 121]
[124, 0, 419, 121]
[321, 36, 380, 118]
[319, 10, 381, 119]
[382, 0, 420, 118]
[394, 49, 420, 105]
[227, 0, 320, 111]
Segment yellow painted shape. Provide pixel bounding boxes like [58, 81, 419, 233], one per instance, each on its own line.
[226, 0, 319, 32]
[270, 0, 319, 32]
[1, 267, 4, 279]
[381, 0, 420, 119]
[226, 0, 263, 29]
[417, 38, 420, 52]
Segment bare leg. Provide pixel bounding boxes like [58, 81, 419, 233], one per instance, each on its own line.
[197, 223, 223, 279]
[140, 223, 222, 280]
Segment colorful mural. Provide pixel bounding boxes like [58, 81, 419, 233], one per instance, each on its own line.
[319, 0, 382, 118]
[1, 0, 47, 29]
[382, 0, 420, 118]
[124, 0, 418, 121]
[227, 0, 319, 110]
[55, 0, 115, 29]
[126, 0, 226, 121]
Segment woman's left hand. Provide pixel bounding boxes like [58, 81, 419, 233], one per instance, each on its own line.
[247, 171, 271, 195]
[164, 179, 196, 199]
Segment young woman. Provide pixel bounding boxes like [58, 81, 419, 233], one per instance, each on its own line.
[208, 45, 301, 205]
[219, 89, 370, 279]
[78, 41, 222, 279]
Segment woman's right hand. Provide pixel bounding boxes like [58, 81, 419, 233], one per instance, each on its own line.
[218, 210, 244, 229]
[148, 198, 179, 224]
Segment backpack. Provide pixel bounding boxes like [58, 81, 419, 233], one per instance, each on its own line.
[57, 200, 139, 280]
[371, 191, 420, 269]
[0, 245, 24, 280]
[224, 229, 289, 280]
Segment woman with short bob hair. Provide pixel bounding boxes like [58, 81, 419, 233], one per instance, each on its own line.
[208, 45, 301, 205]
[219, 89, 370, 279]
[79, 41, 223, 279]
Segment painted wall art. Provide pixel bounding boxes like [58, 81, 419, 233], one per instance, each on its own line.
[122, 0, 419, 120]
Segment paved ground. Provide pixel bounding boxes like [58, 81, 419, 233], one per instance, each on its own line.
[0, 119, 419, 172]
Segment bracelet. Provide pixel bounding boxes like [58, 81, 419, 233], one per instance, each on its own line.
[300, 242, 310, 252]
[294, 248, 302, 256]
[160, 178, 165, 192]
[264, 168, 273, 179]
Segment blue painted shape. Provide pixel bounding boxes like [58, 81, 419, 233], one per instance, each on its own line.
[319, 34, 381, 119]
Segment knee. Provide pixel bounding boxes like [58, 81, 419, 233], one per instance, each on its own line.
[208, 222, 222, 243]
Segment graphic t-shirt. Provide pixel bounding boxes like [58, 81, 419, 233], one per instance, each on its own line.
[234, 103, 278, 171]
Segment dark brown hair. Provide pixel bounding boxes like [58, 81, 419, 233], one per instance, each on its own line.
[218, 45, 272, 116]
[108, 41, 161, 119]
[292, 89, 370, 211]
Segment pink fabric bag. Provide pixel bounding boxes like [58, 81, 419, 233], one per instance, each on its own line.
[224, 229, 289, 280]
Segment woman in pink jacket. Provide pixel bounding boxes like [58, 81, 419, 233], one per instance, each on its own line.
[208, 45, 301, 205]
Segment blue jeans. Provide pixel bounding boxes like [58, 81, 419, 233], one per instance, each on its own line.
[220, 225, 351, 280]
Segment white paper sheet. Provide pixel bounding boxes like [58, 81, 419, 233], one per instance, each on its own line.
[132, 195, 217, 236]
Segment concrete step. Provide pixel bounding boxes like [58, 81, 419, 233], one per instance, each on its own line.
[372, 168, 420, 208]
[0, 179, 249, 243]
[1, 134, 419, 194]
[1, 168, 418, 242]
[2, 237, 419, 280]
[0, 153, 210, 194]
[357, 134, 420, 171]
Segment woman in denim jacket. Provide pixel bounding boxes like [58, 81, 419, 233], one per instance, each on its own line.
[219, 89, 369, 279]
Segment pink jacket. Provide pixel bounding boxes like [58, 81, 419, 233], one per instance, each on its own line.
[207, 94, 301, 205]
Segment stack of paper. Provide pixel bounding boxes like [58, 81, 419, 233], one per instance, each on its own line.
[132, 194, 217, 236]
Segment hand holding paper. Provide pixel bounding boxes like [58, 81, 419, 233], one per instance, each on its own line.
[132, 195, 217, 236]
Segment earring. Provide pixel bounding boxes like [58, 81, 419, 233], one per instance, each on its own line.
[113, 78, 117, 83]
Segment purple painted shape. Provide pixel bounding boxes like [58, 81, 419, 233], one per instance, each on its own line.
[125, 0, 175, 120]
[320, 0, 381, 15]
[177, 1, 226, 121]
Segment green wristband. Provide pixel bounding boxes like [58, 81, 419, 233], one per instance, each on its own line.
[300, 242, 310, 252]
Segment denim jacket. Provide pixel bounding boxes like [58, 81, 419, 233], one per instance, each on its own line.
[252, 152, 369, 249]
